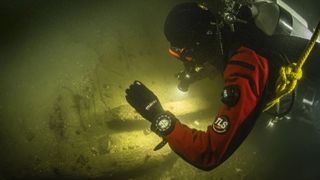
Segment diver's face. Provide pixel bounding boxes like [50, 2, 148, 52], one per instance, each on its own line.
[168, 46, 194, 62]
[168, 45, 219, 78]
[168, 38, 222, 65]
[168, 46, 214, 65]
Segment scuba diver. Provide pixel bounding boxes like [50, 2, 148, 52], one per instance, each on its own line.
[125, 2, 320, 170]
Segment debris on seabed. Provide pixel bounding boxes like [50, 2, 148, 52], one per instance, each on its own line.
[194, 121, 200, 126]
[235, 168, 243, 173]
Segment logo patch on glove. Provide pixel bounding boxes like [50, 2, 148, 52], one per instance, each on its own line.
[212, 116, 230, 134]
[145, 99, 158, 110]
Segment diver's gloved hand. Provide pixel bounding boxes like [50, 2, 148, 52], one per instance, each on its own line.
[125, 81, 164, 122]
[126, 81, 177, 143]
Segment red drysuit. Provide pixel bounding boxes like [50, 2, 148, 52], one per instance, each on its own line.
[165, 46, 269, 170]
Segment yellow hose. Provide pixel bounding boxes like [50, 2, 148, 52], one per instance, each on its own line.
[263, 21, 320, 112]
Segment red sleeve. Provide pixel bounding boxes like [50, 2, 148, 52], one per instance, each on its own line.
[164, 46, 269, 170]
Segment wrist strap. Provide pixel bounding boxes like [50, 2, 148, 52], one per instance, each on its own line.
[151, 111, 176, 137]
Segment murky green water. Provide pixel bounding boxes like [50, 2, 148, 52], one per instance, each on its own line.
[0, 0, 319, 179]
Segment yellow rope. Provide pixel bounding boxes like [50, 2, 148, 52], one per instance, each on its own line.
[263, 21, 320, 112]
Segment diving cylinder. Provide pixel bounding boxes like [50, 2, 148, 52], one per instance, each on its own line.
[251, 0, 317, 40]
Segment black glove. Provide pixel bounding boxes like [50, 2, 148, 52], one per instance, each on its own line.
[125, 81, 164, 122]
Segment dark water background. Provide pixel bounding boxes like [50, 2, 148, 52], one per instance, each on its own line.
[0, 0, 319, 179]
